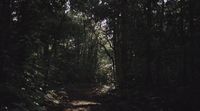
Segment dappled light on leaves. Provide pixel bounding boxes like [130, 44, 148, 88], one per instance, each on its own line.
[1, 0, 200, 111]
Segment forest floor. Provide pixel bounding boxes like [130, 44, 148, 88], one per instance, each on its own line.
[60, 84, 148, 111]
[62, 84, 113, 111]
[46, 84, 182, 111]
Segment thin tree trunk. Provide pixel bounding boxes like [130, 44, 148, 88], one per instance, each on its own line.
[189, 0, 194, 84]
[145, 0, 153, 87]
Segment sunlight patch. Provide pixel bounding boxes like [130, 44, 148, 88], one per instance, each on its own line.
[70, 100, 101, 106]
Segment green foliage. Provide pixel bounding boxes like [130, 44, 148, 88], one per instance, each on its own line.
[1, 0, 200, 110]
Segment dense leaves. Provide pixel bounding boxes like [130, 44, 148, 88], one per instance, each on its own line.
[0, 0, 200, 111]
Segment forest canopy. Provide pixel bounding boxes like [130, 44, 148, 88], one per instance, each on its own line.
[0, 0, 200, 111]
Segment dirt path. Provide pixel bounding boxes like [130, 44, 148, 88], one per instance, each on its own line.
[62, 84, 110, 111]
[64, 100, 101, 111]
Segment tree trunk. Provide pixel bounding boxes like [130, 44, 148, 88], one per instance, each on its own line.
[145, 0, 153, 87]
[0, 0, 11, 83]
